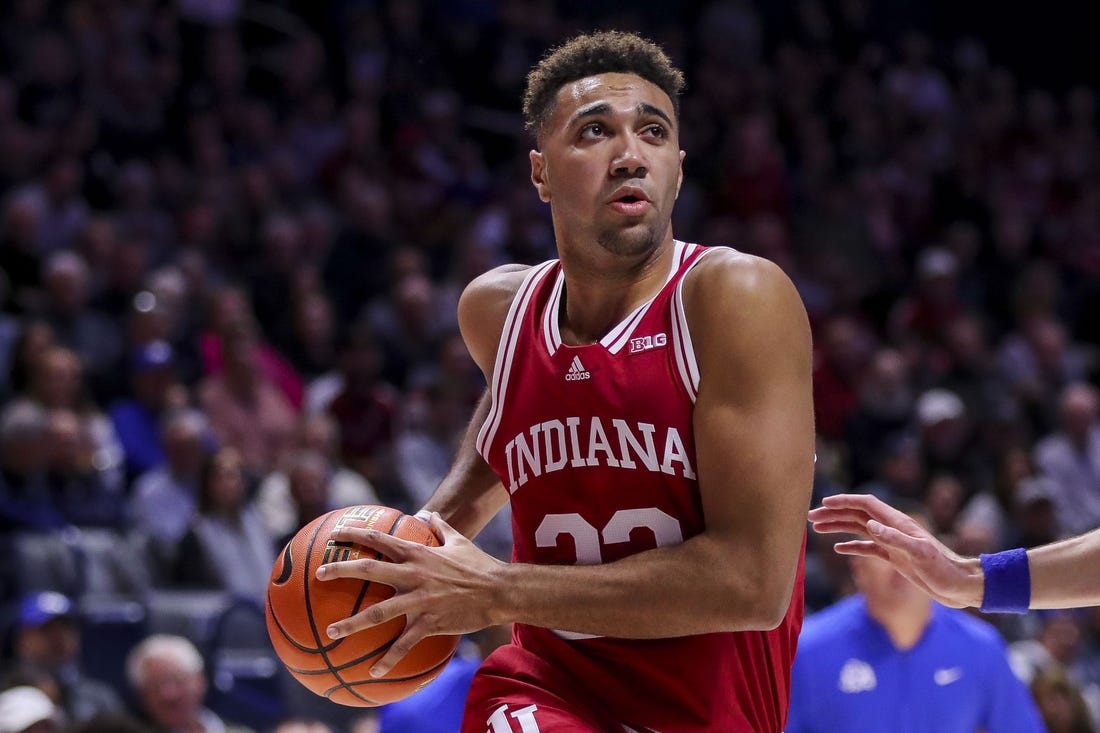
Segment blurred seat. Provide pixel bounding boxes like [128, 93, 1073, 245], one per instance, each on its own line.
[68, 528, 153, 598]
[9, 530, 83, 598]
[145, 589, 234, 647]
[77, 594, 148, 698]
[204, 596, 288, 730]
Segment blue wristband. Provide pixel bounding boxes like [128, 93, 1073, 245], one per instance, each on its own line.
[979, 548, 1031, 614]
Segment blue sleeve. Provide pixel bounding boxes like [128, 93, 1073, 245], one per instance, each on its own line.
[982, 642, 1048, 733]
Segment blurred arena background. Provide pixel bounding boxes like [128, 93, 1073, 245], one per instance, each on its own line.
[1, 1, 1100, 731]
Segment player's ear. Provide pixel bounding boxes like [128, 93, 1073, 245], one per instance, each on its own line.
[530, 149, 551, 202]
[675, 149, 685, 198]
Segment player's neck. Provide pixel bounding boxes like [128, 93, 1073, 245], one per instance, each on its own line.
[866, 596, 933, 651]
[557, 238, 675, 345]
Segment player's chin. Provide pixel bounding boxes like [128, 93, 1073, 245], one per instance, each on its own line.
[596, 224, 659, 257]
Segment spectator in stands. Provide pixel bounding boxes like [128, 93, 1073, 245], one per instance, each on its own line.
[172, 447, 275, 604]
[129, 408, 210, 570]
[0, 400, 57, 531]
[915, 388, 990, 496]
[368, 272, 452, 390]
[9, 591, 123, 724]
[812, 314, 874, 441]
[2, 321, 55, 406]
[394, 383, 464, 513]
[256, 412, 377, 542]
[38, 251, 122, 399]
[889, 248, 966, 347]
[126, 634, 253, 733]
[1030, 668, 1096, 733]
[109, 341, 186, 480]
[199, 320, 297, 476]
[199, 285, 304, 410]
[42, 407, 127, 529]
[270, 450, 332, 547]
[1010, 611, 1099, 700]
[270, 718, 334, 733]
[855, 432, 924, 505]
[72, 711, 155, 733]
[842, 348, 915, 487]
[282, 292, 337, 382]
[17, 344, 123, 492]
[320, 323, 398, 494]
[999, 316, 1091, 437]
[1035, 383, 1100, 536]
[0, 684, 65, 733]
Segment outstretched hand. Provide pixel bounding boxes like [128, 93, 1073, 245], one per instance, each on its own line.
[808, 494, 984, 609]
[315, 512, 507, 677]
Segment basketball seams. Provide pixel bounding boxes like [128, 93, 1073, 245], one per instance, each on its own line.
[267, 506, 459, 707]
[303, 507, 403, 705]
[320, 652, 454, 696]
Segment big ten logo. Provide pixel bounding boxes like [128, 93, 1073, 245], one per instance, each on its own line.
[629, 333, 667, 354]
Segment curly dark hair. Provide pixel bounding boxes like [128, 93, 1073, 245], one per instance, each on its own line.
[522, 31, 685, 141]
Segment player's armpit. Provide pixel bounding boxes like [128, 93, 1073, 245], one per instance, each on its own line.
[684, 249, 815, 628]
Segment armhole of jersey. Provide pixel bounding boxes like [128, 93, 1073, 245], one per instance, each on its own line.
[476, 261, 557, 460]
[670, 247, 717, 403]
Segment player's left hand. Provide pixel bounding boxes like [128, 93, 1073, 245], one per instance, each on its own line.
[315, 512, 507, 677]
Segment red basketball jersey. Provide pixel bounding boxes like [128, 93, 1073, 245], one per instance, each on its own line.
[474, 241, 805, 732]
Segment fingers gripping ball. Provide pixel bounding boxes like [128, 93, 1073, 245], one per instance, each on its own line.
[265, 505, 460, 706]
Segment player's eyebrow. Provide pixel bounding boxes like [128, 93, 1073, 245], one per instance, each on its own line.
[569, 102, 674, 128]
[637, 102, 673, 127]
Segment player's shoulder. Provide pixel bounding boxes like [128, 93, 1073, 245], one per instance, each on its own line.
[680, 245, 810, 366]
[461, 263, 534, 304]
[686, 245, 794, 299]
[457, 263, 543, 375]
[682, 246, 803, 326]
[933, 604, 1007, 649]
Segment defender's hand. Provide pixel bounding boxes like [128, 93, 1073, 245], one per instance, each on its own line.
[808, 494, 984, 609]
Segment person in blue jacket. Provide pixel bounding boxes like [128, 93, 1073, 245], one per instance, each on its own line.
[787, 521, 1047, 733]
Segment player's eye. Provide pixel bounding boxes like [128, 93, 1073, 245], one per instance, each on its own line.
[643, 124, 668, 139]
[580, 123, 607, 139]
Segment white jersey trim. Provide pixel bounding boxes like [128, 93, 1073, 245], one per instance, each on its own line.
[542, 240, 689, 356]
[542, 269, 565, 356]
[670, 246, 717, 402]
[476, 261, 558, 459]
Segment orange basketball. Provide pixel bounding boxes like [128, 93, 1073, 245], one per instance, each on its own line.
[265, 505, 460, 706]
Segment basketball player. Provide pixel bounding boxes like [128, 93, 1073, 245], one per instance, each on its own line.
[810, 493, 1100, 612]
[317, 31, 815, 732]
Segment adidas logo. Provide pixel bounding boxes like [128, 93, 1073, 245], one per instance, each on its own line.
[565, 355, 591, 381]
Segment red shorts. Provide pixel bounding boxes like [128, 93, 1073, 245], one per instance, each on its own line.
[462, 643, 643, 733]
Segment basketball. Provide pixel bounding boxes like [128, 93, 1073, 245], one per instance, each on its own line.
[265, 505, 460, 706]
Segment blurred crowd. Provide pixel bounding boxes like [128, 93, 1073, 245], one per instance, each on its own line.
[1, 0, 1100, 732]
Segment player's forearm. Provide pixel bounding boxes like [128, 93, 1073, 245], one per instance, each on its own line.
[419, 390, 507, 539]
[1026, 528, 1100, 609]
[490, 532, 798, 637]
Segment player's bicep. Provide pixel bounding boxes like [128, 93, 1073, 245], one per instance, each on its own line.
[688, 253, 815, 615]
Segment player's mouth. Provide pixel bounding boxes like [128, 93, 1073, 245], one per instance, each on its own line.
[607, 187, 652, 216]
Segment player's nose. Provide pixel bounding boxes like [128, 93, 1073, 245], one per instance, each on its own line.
[610, 133, 648, 179]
